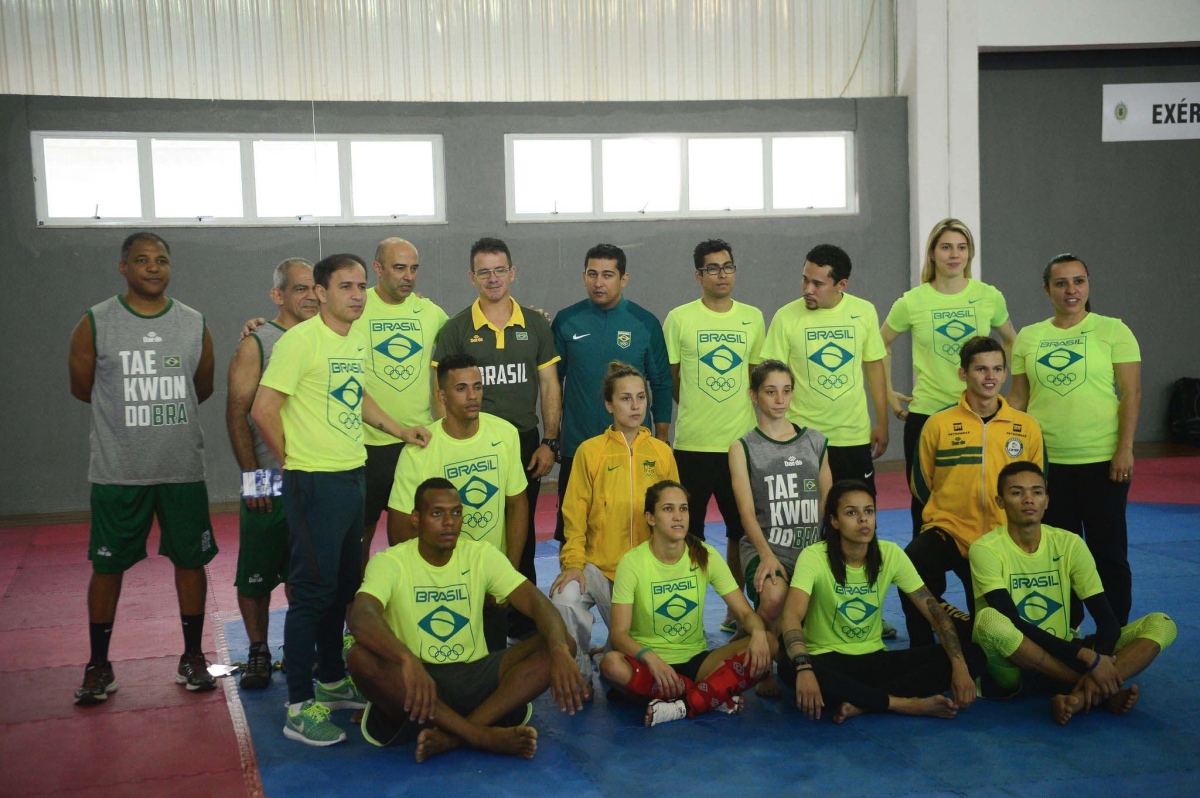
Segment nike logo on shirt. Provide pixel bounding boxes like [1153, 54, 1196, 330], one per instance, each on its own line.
[608, 465, 620, 471]
[573, 333, 591, 340]
[968, 298, 983, 304]
[851, 315, 861, 319]
[491, 441, 502, 447]
[461, 568, 471, 575]
[741, 321, 753, 325]
[1052, 555, 1064, 562]
[863, 471, 874, 480]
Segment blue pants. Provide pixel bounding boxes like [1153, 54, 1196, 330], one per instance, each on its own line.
[283, 469, 365, 704]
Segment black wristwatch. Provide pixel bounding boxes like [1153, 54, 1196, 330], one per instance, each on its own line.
[541, 438, 560, 455]
[792, 653, 812, 668]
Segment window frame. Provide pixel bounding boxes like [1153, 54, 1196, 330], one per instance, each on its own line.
[503, 131, 856, 223]
[30, 131, 447, 228]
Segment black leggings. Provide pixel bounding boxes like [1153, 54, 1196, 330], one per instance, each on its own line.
[900, 527, 976, 647]
[903, 412, 930, 539]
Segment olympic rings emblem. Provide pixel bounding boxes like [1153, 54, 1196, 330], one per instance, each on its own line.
[464, 510, 494, 528]
[705, 376, 736, 392]
[840, 625, 868, 640]
[383, 364, 415, 381]
[817, 374, 849, 389]
[427, 643, 466, 662]
[1047, 372, 1077, 386]
[941, 342, 963, 355]
[338, 411, 362, 430]
[662, 621, 693, 637]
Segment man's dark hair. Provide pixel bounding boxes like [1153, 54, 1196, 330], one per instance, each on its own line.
[693, 239, 733, 271]
[805, 244, 852, 283]
[313, 254, 366, 288]
[120, 232, 170, 262]
[414, 477, 458, 512]
[959, 335, 1006, 370]
[470, 237, 512, 272]
[584, 243, 627, 276]
[437, 352, 479, 388]
[997, 461, 1046, 496]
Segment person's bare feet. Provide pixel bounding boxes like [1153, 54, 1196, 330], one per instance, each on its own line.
[755, 678, 782, 698]
[581, 682, 595, 702]
[1050, 693, 1084, 725]
[1105, 684, 1139, 715]
[474, 725, 539, 759]
[350, 708, 364, 724]
[893, 695, 959, 719]
[832, 702, 864, 724]
[415, 728, 459, 763]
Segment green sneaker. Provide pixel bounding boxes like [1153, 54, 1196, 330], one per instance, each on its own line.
[283, 699, 346, 746]
[343, 633, 355, 661]
[315, 675, 367, 710]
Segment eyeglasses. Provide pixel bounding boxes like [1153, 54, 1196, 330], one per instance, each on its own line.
[698, 264, 737, 276]
[473, 266, 512, 279]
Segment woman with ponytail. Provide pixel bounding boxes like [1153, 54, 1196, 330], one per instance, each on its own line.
[599, 481, 776, 727]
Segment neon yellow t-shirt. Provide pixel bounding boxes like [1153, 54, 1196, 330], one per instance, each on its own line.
[969, 524, 1104, 642]
[354, 289, 448, 444]
[388, 413, 528, 553]
[358, 538, 526, 664]
[884, 280, 1010, 415]
[1011, 313, 1140, 464]
[612, 540, 738, 665]
[259, 314, 367, 472]
[664, 298, 765, 452]
[759, 293, 886, 446]
[789, 540, 923, 655]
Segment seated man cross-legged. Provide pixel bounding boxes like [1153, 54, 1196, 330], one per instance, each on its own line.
[347, 478, 585, 762]
[970, 462, 1176, 724]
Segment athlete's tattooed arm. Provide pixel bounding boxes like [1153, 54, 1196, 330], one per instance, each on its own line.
[909, 585, 976, 708]
[783, 628, 810, 661]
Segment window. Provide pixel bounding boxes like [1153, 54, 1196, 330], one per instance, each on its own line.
[505, 132, 855, 222]
[31, 132, 445, 227]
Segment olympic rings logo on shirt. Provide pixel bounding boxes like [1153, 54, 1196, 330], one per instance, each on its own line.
[464, 510, 494, 528]
[705, 376, 736, 392]
[1046, 372, 1078, 386]
[817, 374, 849, 389]
[427, 643, 466, 662]
[337, 411, 361, 430]
[383, 364, 415, 381]
[840, 625, 868, 640]
[941, 342, 964, 355]
[662, 621, 693, 637]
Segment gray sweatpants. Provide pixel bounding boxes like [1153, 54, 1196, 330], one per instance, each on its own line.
[550, 563, 613, 680]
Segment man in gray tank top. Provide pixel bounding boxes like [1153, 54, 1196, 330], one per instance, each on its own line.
[67, 232, 218, 705]
[225, 258, 318, 690]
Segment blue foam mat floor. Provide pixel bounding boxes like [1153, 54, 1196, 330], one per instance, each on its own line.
[225, 504, 1199, 797]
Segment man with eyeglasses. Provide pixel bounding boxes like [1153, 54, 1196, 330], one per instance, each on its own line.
[432, 237, 561, 642]
[662, 239, 765, 632]
[550, 243, 672, 544]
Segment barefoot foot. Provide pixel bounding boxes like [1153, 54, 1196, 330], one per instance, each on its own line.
[1050, 693, 1084, 725]
[894, 695, 958, 719]
[415, 728, 459, 763]
[832, 702, 864, 724]
[475, 725, 539, 759]
[1105, 684, 1139, 715]
[755, 678, 782, 698]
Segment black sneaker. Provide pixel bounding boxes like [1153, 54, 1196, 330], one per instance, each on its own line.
[74, 661, 118, 705]
[175, 652, 218, 692]
[240, 644, 272, 690]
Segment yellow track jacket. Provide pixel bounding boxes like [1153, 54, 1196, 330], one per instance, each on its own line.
[560, 427, 679, 580]
[911, 393, 1045, 556]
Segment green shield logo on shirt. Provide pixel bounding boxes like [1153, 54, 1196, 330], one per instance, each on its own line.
[369, 319, 424, 395]
[834, 586, 879, 643]
[651, 576, 699, 639]
[1034, 336, 1086, 397]
[696, 330, 746, 402]
[804, 327, 857, 401]
[414, 585, 474, 662]
[444, 456, 501, 542]
[1010, 570, 1067, 638]
[930, 308, 979, 364]
[327, 359, 364, 440]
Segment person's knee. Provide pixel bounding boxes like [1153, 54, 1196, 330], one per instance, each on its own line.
[974, 607, 1023, 658]
[1130, 612, 1177, 652]
[598, 651, 627, 682]
[758, 584, 787, 621]
[345, 644, 376, 682]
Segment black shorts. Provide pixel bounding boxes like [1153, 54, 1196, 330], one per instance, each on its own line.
[675, 449, 745, 542]
[364, 443, 403, 531]
[825, 444, 876, 493]
[670, 649, 712, 682]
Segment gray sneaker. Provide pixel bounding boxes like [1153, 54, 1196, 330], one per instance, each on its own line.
[74, 662, 118, 705]
[314, 675, 366, 710]
[175, 652, 217, 692]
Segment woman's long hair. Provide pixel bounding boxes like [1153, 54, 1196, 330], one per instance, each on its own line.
[644, 480, 708, 571]
[821, 479, 881, 588]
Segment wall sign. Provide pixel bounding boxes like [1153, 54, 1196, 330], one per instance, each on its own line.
[1103, 82, 1200, 142]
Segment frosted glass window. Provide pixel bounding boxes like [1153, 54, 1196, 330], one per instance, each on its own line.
[152, 139, 243, 218]
[253, 140, 341, 217]
[601, 138, 681, 213]
[773, 136, 848, 209]
[43, 138, 141, 218]
[512, 139, 592, 214]
[688, 138, 764, 211]
[351, 141, 437, 217]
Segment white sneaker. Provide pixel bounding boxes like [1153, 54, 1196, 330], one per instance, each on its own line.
[644, 698, 688, 727]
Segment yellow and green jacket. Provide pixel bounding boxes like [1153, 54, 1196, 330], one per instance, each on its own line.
[912, 393, 1045, 556]
[560, 427, 678, 580]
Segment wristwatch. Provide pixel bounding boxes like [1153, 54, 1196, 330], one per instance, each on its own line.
[541, 438, 560, 455]
[792, 653, 812, 668]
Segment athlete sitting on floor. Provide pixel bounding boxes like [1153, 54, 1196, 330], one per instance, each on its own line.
[346, 478, 585, 762]
[970, 461, 1176, 725]
[599, 480, 776, 727]
[779, 480, 983, 723]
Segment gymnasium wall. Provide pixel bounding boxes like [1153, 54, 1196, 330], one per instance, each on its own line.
[0, 94, 910, 516]
[979, 49, 1200, 446]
